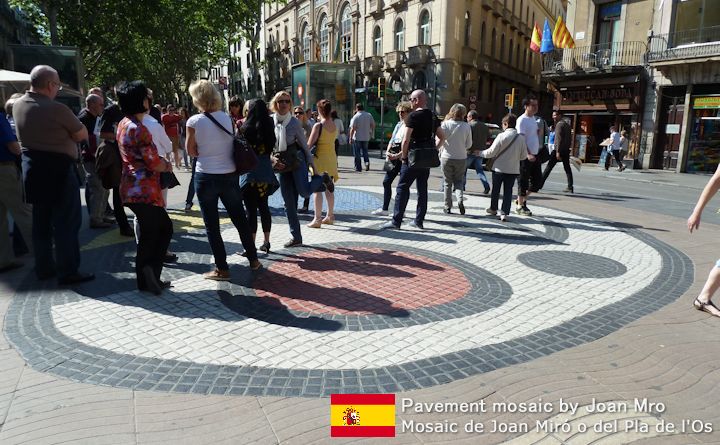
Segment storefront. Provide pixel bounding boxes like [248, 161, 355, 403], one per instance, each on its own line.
[554, 74, 644, 163]
[291, 62, 355, 126]
[685, 95, 720, 173]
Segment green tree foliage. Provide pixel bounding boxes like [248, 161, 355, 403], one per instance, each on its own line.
[10, 0, 281, 103]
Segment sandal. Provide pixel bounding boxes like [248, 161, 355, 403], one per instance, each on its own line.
[321, 216, 335, 225]
[307, 219, 322, 228]
[693, 298, 720, 317]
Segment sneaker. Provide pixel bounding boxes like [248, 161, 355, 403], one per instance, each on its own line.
[499, 214, 508, 222]
[184, 203, 193, 211]
[515, 206, 523, 215]
[443, 207, 451, 214]
[563, 187, 574, 193]
[371, 208, 388, 216]
[458, 201, 466, 215]
[283, 239, 303, 248]
[204, 269, 230, 281]
[485, 208, 497, 216]
[483, 187, 490, 195]
[518, 205, 533, 216]
[379, 221, 399, 230]
[365, 162, 370, 171]
[409, 220, 424, 230]
[249, 260, 263, 271]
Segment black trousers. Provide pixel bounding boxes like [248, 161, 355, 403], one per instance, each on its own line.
[490, 172, 518, 216]
[605, 149, 623, 170]
[126, 203, 173, 289]
[113, 186, 131, 231]
[243, 187, 271, 235]
[542, 149, 573, 188]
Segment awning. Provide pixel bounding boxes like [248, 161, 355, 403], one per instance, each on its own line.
[558, 74, 641, 89]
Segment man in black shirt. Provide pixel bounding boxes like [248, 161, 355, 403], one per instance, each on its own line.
[381, 90, 445, 230]
[541, 110, 574, 193]
[99, 87, 134, 237]
[78, 94, 112, 229]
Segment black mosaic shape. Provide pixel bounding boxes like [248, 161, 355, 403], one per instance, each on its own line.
[517, 251, 628, 278]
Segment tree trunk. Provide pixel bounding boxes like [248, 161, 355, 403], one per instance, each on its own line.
[47, 5, 59, 45]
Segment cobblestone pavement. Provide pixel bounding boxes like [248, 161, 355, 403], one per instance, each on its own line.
[1, 160, 720, 444]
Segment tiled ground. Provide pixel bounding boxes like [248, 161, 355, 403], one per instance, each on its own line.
[3, 187, 692, 399]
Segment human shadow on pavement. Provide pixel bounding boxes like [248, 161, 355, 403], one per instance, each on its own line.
[352, 225, 457, 243]
[306, 246, 444, 271]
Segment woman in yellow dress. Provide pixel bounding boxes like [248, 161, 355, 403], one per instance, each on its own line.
[306, 99, 338, 228]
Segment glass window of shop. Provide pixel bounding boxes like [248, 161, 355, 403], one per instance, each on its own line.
[686, 96, 720, 173]
[292, 63, 355, 129]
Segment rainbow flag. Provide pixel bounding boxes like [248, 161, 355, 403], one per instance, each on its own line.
[530, 22, 542, 53]
[553, 15, 575, 49]
[330, 394, 396, 437]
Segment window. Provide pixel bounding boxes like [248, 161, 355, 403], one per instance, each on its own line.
[509, 39, 513, 65]
[464, 12, 471, 46]
[673, 0, 720, 38]
[373, 26, 382, 56]
[596, 1, 622, 47]
[413, 71, 427, 90]
[394, 19, 404, 50]
[302, 23, 310, 62]
[340, 5, 352, 62]
[500, 33, 505, 63]
[480, 22, 486, 54]
[419, 10, 430, 45]
[491, 29, 497, 58]
[319, 14, 329, 62]
[516, 43, 520, 67]
[478, 76, 484, 101]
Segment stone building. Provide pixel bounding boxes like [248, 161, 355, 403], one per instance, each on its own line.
[541, 0, 652, 165]
[263, 0, 564, 121]
[646, 0, 720, 173]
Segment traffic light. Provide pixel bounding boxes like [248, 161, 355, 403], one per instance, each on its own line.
[378, 77, 386, 98]
[505, 88, 516, 110]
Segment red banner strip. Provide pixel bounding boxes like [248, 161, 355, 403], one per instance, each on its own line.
[330, 394, 395, 405]
[330, 426, 396, 437]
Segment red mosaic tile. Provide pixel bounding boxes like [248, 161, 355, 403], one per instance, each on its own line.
[252, 247, 471, 315]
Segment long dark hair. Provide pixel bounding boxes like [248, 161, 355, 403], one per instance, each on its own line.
[241, 99, 276, 148]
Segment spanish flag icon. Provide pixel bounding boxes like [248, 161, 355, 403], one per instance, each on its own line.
[330, 394, 396, 437]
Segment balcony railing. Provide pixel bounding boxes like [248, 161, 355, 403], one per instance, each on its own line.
[384, 50, 405, 71]
[363, 56, 384, 73]
[648, 25, 720, 62]
[461, 46, 477, 67]
[407, 45, 434, 66]
[542, 41, 646, 74]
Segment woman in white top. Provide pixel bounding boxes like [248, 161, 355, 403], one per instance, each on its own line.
[331, 110, 346, 153]
[372, 101, 412, 215]
[481, 114, 529, 221]
[185, 80, 261, 280]
[440, 104, 473, 214]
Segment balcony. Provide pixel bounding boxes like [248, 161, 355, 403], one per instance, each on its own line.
[480, 0, 493, 10]
[648, 25, 720, 64]
[510, 13, 520, 31]
[461, 46, 477, 67]
[407, 45, 434, 67]
[384, 50, 405, 71]
[541, 41, 646, 78]
[491, 0, 502, 17]
[389, 0, 406, 12]
[369, 0, 383, 18]
[501, 8, 511, 25]
[363, 56, 384, 74]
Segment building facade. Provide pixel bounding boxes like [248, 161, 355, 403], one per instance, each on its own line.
[646, 0, 720, 173]
[263, 0, 563, 122]
[541, 0, 652, 164]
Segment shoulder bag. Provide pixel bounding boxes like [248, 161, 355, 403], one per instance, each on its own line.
[383, 142, 402, 172]
[204, 112, 258, 175]
[485, 134, 519, 171]
[408, 113, 442, 169]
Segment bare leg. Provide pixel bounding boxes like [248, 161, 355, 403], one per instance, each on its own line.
[307, 193, 323, 227]
[696, 266, 720, 316]
[324, 190, 335, 219]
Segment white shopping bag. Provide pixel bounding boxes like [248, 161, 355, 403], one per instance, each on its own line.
[570, 156, 582, 171]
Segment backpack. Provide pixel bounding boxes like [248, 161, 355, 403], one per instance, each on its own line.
[95, 140, 122, 189]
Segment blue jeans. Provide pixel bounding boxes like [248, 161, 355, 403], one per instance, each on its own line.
[32, 167, 82, 279]
[465, 154, 490, 192]
[278, 151, 324, 242]
[195, 172, 257, 269]
[392, 164, 430, 227]
[353, 140, 370, 171]
[490, 172, 518, 216]
[185, 157, 197, 205]
[382, 161, 402, 210]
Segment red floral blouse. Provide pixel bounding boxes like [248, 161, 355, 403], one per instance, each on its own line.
[117, 116, 165, 207]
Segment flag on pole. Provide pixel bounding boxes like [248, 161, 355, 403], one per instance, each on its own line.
[552, 16, 575, 49]
[530, 22, 542, 53]
[333, 33, 342, 62]
[540, 18, 555, 53]
[330, 394, 396, 437]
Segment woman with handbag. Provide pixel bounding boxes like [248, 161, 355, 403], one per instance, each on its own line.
[186, 80, 261, 280]
[306, 99, 338, 228]
[440, 104, 473, 215]
[480, 114, 529, 222]
[116, 81, 174, 295]
[372, 101, 412, 216]
[239, 99, 277, 254]
[270, 91, 334, 247]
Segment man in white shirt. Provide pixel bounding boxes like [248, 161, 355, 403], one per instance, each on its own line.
[348, 103, 376, 172]
[515, 94, 541, 216]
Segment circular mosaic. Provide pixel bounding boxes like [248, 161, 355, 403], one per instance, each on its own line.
[517, 251, 628, 278]
[4, 187, 693, 398]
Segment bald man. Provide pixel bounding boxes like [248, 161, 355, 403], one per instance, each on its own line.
[381, 90, 445, 230]
[78, 93, 111, 228]
[13, 65, 95, 285]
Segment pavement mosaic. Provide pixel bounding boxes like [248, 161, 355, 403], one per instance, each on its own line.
[3, 186, 693, 398]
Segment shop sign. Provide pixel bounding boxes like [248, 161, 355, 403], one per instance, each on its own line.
[563, 87, 633, 102]
[665, 124, 680, 134]
[693, 96, 720, 109]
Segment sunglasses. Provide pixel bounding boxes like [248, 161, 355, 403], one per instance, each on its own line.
[276, 99, 291, 104]
[294, 110, 304, 114]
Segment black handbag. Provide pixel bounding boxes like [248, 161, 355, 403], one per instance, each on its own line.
[272, 142, 301, 173]
[160, 171, 180, 189]
[408, 146, 440, 169]
[535, 146, 551, 164]
[384, 142, 402, 172]
[204, 112, 258, 174]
